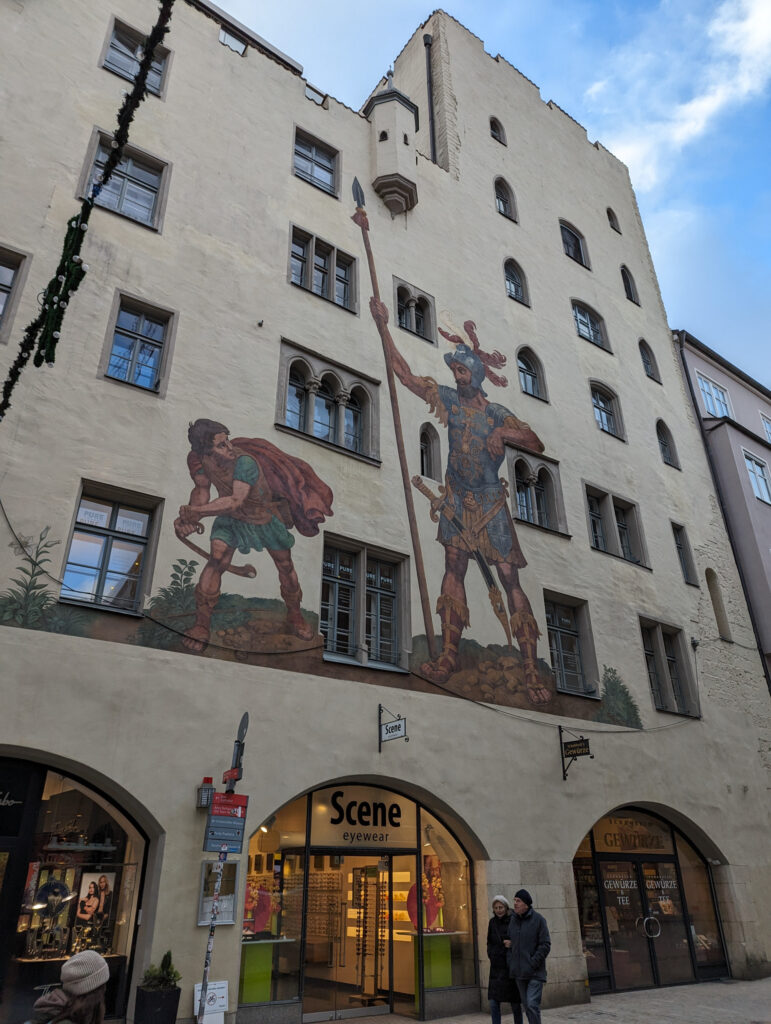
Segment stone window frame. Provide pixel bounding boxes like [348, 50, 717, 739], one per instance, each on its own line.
[639, 617, 700, 717]
[671, 522, 698, 586]
[543, 590, 600, 698]
[583, 482, 649, 566]
[393, 276, 436, 344]
[0, 242, 33, 347]
[289, 224, 357, 313]
[97, 288, 179, 399]
[98, 15, 172, 100]
[509, 449, 568, 535]
[275, 339, 381, 463]
[293, 127, 340, 197]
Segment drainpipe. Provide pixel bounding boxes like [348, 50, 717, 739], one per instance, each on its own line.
[423, 33, 437, 164]
[675, 330, 771, 696]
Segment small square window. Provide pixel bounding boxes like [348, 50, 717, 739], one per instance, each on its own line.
[544, 595, 598, 696]
[696, 372, 730, 418]
[85, 132, 170, 231]
[744, 451, 771, 503]
[102, 19, 169, 96]
[294, 130, 338, 195]
[0, 245, 31, 346]
[99, 292, 177, 397]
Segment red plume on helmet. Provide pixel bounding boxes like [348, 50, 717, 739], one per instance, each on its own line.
[438, 320, 508, 388]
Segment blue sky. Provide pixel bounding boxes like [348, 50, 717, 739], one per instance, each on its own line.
[218, 0, 770, 386]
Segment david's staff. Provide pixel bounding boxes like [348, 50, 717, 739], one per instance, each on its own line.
[352, 179, 437, 660]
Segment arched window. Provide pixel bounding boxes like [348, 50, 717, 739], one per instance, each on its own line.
[344, 390, 363, 453]
[656, 420, 679, 467]
[419, 423, 441, 480]
[560, 221, 589, 267]
[494, 178, 516, 220]
[517, 348, 544, 399]
[313, 378, 337, 442]
[514, 461, 534, 523]
[706, 568, 732, 641]
[395, 280, 434, 342]
[591, 384, 623, 438]
[514, 461, 553, 528]
[286, 365, 308, 431]
[397, 286, 410, 330]
[606, 207, 621, 232]
[504, 259, 528, 304]
[535, 469, 554, 529]
[489, 117, 506, 144]
[621, 265, 639, 303]
[639, 339, 659, 381]
[572, 301, 608, 349]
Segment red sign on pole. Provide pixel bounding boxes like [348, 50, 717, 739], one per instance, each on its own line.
[211, 792, 248, 818]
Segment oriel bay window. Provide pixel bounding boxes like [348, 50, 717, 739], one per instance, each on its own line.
[290, 227, 355, 311]
[321, 541, 406, 668]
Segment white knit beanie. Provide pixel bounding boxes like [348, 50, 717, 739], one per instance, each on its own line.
[492, 894, 510, 909]
[61, 950, 110, 995]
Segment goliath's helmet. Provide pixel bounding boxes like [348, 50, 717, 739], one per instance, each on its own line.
[444, 343, 487, 395]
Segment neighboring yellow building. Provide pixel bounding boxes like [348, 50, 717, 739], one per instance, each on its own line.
[0, 3, 769, 1022]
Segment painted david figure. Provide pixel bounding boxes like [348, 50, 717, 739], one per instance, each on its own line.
[367, 299, 551, 705]
[174, 419, 333, 652]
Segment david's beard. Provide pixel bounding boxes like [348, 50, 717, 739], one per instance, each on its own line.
[457, 383, 479, 399]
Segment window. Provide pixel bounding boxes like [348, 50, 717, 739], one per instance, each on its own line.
[560, 222, 589, 267]
[544, 597, 597, 696]
[517, 348, 545, 399]
[278, 342, 379, 460]
[61, 493, 156, 612]
[656, 420, 679, 467]
[572, 302, 608, 349]
[293, 130, 337, 195]
[639, 339, 659, 381]
[696, 372, 730, 417]
[672, 524, 697, 584]
[219, 28, 246, 55]
[88, 136, 167, 229]
[419, 423, 440, 480]
[105, 303, 168, 390]
[290, 227, 355, 311]
[102, 19, 169, 96]
[744, 451, 771, 502]
[585, 485, 646, 564]
[321, 541, 406, 668]
[504, 259, 528, 305]
[0, 246, 30, 345]
[494, 178, 516, 220]
[620, 265, 639, 303]
[489, 117, 506, 144]
[393, 278, 435, 342]
[509, 451, 567, 534]
[760, 414, 771, 444]
[590, 384, 623, 438]
[640, 620, 698, 716]
[607, 207, 621, 232]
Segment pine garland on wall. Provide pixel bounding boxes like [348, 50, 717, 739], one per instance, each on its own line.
[0, 0, 176, 423]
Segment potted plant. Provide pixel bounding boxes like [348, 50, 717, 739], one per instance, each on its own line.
[134, 950, 181, 1024]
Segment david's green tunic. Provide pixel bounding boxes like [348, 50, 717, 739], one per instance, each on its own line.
[210, 455, 294, 554]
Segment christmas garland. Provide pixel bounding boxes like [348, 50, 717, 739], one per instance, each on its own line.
[0, 0, 175, 423]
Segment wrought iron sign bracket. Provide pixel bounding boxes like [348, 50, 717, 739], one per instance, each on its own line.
[559, 725, 593, 780]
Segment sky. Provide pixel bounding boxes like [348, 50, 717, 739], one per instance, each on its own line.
[217, 0, 771, 386]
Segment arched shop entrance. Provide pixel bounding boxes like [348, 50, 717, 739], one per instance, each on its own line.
[0, 757, 146, 1021]
[572, 807, 728, 994]
[238, 784, 478, 1021]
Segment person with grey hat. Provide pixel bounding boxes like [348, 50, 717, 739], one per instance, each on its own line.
[503, 889, 550, 1024]
[487, 895, 523, 1024]
[27, 949, 109, 1024]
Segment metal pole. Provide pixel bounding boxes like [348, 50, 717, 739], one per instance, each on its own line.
[196, 845, 227, 1024]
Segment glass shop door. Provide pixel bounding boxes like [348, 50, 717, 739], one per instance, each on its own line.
[302, 854, 391, 1021]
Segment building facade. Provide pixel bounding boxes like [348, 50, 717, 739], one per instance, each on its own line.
[1, 3, 769, 1022]
[675, 330, 771, 678]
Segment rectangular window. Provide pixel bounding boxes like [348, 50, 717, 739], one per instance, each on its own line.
[107, 305, 168, 390]
[62, 494, 156, 612]
[294, 130, 337, 195]
[760, 414, 771, 445]
[696, 372, 730, 417]
[290, 228, 355, 311]
[585, 486, 645, 564]
[587, 494, 606, 551]
[744, 452, 771, 502]
[639, 620, 698, 717]
[321, 541, 406, 668]
[88, 137, 168, 229]
[545, 600, 588, 694]
[103, 20, 169, 96]
[573, 304, 605, 347]
[0, 246, 31, 345]
[0, 262, 16, 328]
[614, 504, 633, 561]
[672, 523, 697, 584]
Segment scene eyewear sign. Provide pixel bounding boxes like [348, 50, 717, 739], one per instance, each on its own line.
[203, 793, 249, 854]
[311, 786, 417, 848]
[380, 717, 407, 743]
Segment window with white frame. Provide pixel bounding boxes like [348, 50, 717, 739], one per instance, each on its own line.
[639, 339, 659, 381]
[744, 451, 771, 502]
[494, 178, 516, 220]
[102, 19, 169, 95]
[585, 485, 646, 564]
[544, 597, 597, 696]
[293, 130, 337, 195]
[89, 137, 167, 228]
[517, 348, 545, 399]
[760, 414, 771, 444]
[672, 523, 697, 584]
[0, 246, 30, 344]
[504, 259, 528, 305]
[640, 619, 698, 716]
[61, 492, 157, 612]
[590, 384, 623, 438]
[320, 541, 406, 668]
[105, 300, 171, 391]
[560, 222, 589, 267]
[656, 420, 679, 467]
[696, 372, 730, 417]
[573, 302, 608, 349]
[290, 227, 355, 311]
[394, 278, 435, 342]
[278, 342, 379, 460]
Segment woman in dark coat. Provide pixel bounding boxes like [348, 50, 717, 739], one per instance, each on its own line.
[487, 895, 522, 1024]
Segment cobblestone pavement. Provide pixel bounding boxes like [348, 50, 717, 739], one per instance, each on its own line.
[369, 977, 771, 1024]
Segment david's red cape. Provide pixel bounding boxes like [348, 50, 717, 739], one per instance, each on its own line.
[187, 437, 334, 537]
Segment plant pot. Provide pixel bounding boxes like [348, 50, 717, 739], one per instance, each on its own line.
[134, 985, 181, 1024]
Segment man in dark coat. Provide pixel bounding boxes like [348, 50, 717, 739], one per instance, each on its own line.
[504, 889, 551, 1024]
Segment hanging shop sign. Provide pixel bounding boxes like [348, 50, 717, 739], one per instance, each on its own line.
[559, 726, 594, 780]
[311, 786, 417, 848]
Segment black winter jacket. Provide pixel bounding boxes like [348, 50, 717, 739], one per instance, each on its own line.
[506, 907, 551, 982]
[487, 913, 520, 1003]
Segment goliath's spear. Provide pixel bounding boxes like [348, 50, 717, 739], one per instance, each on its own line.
[352, 178, 437, 659]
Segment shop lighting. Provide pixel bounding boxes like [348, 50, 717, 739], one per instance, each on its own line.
[196, 776, 215, 810]
[260, 814, 277, 833]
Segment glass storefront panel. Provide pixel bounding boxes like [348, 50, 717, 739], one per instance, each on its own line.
[391, 854, 417, 1016]
[641, 862, 693, 984]
[572, 836, 608, 979]
[675, 834, 725, 969]
[598, 860, 655, 990]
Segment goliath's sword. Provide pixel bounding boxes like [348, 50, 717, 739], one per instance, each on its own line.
[411, 476, 513, 648]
